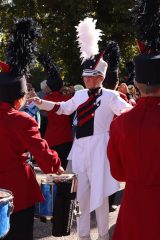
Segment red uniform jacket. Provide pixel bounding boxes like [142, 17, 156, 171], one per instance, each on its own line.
[44, 92, 73, 147]
[119, 91, 136, 107]
[0, 102, 60, 213]
[119, 91, 129, 103]
[107, 97, 160, 240]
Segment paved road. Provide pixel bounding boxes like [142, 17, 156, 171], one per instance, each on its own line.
[33, 169, 124, 240]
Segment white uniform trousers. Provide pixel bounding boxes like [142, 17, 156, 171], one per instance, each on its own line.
[77, 172, 109, 238]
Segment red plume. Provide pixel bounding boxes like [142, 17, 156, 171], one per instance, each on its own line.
[0, 61, 10, 72]
[93, 50, 105, 70]
[136, 40, 147, 53]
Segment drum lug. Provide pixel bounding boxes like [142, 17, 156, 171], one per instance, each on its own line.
[73, 201, 82, 217]
[7, 200, 14, 216]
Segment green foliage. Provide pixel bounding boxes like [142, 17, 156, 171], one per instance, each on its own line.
[0, 0, 137, 88]
[29, 66, 47, 91]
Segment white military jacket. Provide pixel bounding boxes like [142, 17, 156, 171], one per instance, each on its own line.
[39, 87, 132, 211]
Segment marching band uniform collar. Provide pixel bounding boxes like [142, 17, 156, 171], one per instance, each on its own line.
[88, 87, 102, 96]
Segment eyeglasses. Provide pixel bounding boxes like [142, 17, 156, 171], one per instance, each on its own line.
[27, 88, 34, 92]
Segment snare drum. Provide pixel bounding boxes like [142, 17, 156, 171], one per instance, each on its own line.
[0, 189, 14, 239]
[50, 173, 77, 237]
[35, 178, 57, 221]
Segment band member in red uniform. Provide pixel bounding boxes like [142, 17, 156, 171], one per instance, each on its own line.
[107, 1, 160, 240]
[38, 53, 74, 169]
[0, 18, 63, 240]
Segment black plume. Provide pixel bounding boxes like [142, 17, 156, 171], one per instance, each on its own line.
[103, 41, 121, 71]
[131, 0, 160, 52]
[38, 53, 62, 82]
[6, 18, 41, 77]
[125, 60, 135, 85]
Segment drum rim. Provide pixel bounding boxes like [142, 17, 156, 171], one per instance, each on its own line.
[42, 173, 77, 183]
[0, 188, 14, 203]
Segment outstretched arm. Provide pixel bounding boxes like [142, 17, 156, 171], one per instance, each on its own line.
[28, 97, 57, 111]
[28, 94, 78, 115]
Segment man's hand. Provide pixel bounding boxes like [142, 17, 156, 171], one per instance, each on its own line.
[27, 97, 42, 105]
[56, 166, 64, 175]
[27, 98, 55, 111]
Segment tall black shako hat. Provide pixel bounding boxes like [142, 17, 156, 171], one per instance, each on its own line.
[38, 53, 63, 92]
[131, 0, 160, 85]
[0, 18, 41, 103]
[75, 17, 108, 78]
[103, 41, 121, 88]
[124, 60, 135, 85]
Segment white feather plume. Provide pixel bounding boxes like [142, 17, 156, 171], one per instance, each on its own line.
[75, 17, 103, 63]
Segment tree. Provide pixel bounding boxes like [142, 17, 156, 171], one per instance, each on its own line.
[0, 0, 137, 87]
